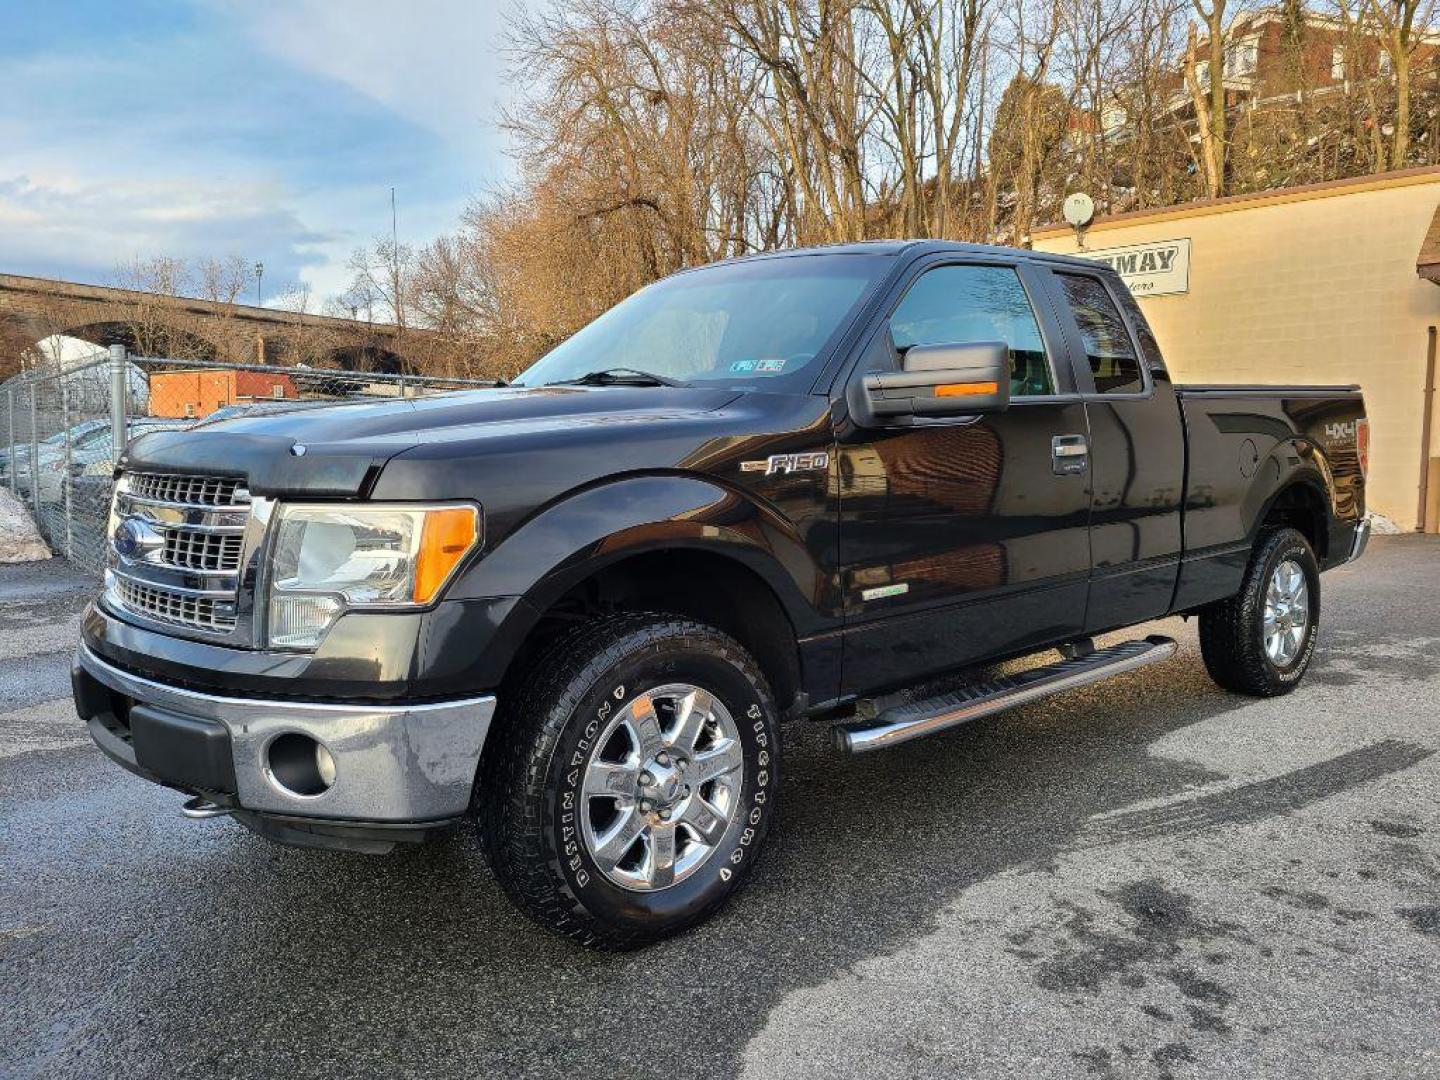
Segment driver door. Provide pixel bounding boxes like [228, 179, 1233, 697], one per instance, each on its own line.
[835, 258, 1093, 694]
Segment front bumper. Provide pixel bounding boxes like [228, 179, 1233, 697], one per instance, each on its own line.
[74, 642, 496, 826]
[1347, 516, 1372, 562]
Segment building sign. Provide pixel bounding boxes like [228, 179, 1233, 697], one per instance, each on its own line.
[1082, 238, 1191, 297]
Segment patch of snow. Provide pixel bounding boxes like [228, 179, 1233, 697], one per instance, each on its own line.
[0, 487, 51, 563]
[1369, 513, 1404, 535]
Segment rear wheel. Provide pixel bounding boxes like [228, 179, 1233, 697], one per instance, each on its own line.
[480, 613, 779, 949]
[1199, 527, 1320, 697]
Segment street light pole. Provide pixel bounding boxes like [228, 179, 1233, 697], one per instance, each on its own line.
[254, 261, 264, 308]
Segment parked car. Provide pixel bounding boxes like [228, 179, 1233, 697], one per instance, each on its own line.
[0, 419, 110, 491]
[36, 418, 191, 502]
[196, 400, 339, 424]
[74, 241, 1369, 948]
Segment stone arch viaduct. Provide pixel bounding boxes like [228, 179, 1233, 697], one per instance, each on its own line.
[0, 273, 440, 380]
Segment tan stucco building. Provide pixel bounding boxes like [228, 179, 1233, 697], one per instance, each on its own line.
[1034, 167, 1440, 532]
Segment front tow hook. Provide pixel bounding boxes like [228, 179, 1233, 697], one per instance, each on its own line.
[180, 796, 234, 820]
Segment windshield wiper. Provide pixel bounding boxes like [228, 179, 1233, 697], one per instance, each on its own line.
[547, 367, 688, 388]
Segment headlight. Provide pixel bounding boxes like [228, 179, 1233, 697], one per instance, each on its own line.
[265, 503, 481, 649]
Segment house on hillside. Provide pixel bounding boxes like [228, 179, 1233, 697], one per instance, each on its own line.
[1162, 8, 1438, 117]
[1070, 7, 1440, 150]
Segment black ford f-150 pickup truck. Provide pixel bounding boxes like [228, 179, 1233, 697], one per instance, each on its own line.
[74, 241, 1370, 948]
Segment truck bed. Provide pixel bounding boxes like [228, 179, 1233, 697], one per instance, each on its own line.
[1171, 382, 1367, 611]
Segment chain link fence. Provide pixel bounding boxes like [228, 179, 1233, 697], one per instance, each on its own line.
[0, 349, 498, 573]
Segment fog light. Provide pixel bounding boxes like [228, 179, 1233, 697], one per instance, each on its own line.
[265, 733, 336, 797]
[315, 741, 337, 788]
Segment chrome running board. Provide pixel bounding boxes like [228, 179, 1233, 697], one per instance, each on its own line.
[837, 635, 1178, 753]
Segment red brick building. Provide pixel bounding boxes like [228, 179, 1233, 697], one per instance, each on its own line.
[149, 369, 297, 419]
[1166, 9, 1437, 112]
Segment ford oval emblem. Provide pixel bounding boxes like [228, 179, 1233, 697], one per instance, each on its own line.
[113, 517, 162, 560]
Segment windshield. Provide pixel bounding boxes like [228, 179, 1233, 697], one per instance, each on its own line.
[513, 254, 889, 390]
[72, 427, 114, 450]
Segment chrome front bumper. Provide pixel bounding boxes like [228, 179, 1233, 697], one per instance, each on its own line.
[75, 643, 495, 822]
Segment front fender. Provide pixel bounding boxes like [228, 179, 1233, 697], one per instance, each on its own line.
[448, 472, 828, 632]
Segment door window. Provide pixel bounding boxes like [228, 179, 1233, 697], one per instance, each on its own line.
[889, 265, 1054, 396]
[1057, 273, 1145, 395]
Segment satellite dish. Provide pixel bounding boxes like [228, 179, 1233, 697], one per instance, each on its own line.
[1063, 192, 1095, 229]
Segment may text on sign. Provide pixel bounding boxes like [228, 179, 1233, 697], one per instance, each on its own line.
[1082, 238, 1191, 297]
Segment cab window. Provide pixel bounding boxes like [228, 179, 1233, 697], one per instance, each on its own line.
[1057, 272, 1145, 395]
[888, 264, 1054, 396]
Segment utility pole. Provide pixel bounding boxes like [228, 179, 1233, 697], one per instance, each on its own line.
[390, 187, 403, 341]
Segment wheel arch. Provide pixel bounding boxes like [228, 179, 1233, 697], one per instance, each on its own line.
[449, 474, 825, 715]
[510, 546, 804, 716]
[1252, 464, 1335, 564]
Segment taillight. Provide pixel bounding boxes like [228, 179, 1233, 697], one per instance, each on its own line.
[1356, 417, 1370, 478]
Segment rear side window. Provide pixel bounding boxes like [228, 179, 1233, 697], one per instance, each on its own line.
[1111, 283, 1165, 372]
[889, 264, 1054, 396]
[1057, 273, 1145, 395]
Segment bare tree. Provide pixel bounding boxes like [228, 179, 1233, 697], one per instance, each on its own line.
[301, 0, 1434, 380]
[196, 256, 250, 305]
[1186, 0, 1232, 196]
[343, 238, 415, 331]
[1362, 0, 1437, 167]
[1185, 20, 1224, 195]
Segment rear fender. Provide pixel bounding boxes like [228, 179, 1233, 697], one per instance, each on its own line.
[1247, 437, 1342, 557]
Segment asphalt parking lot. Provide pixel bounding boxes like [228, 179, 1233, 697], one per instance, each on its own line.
[2, 537, 1438, 1079]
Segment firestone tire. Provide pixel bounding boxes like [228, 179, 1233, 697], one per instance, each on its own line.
[479, 613, 780, 950]
[1199, 527, 1320, 697]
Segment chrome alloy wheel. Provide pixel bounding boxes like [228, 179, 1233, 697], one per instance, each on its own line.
[579, 684, 745, 892]
[1264, 558, 1310, 667]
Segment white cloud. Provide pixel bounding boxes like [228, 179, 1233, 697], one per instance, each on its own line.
[0, 1, 536, 302]
[0, 173, 327, 288]
[238, 0, 514, 167]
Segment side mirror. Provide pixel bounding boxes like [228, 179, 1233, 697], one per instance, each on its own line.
[858, 340, 1011, 422]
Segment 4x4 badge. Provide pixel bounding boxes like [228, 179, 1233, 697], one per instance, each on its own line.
[741, 451, 830, 476]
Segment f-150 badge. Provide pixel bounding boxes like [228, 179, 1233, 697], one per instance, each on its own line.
[741, 451, 830, 476]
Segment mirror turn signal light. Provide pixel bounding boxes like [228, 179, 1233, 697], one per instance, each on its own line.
[935, 381, 999, 398]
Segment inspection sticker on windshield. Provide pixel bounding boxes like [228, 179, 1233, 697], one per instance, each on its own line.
[755, 358, 787, 373]
[730, 360, 757, 372]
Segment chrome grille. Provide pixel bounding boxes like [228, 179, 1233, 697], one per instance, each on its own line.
[108, 470, 255, 640]
[160, 529, 245, 572]
[115, 578, 237, 632]
[127, 472, 249, 507]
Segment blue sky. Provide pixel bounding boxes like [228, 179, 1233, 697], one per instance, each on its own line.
[0, 0, 531, 303]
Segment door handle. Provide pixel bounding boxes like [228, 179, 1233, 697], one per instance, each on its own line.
[1051, 434, 1088, 476]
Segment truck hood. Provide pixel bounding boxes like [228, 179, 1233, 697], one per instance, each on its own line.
[121, 385, 743, 496]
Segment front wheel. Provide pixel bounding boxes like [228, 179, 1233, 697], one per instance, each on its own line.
[1199, 527, 1320, 697]
[480, 613, 779, 949]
